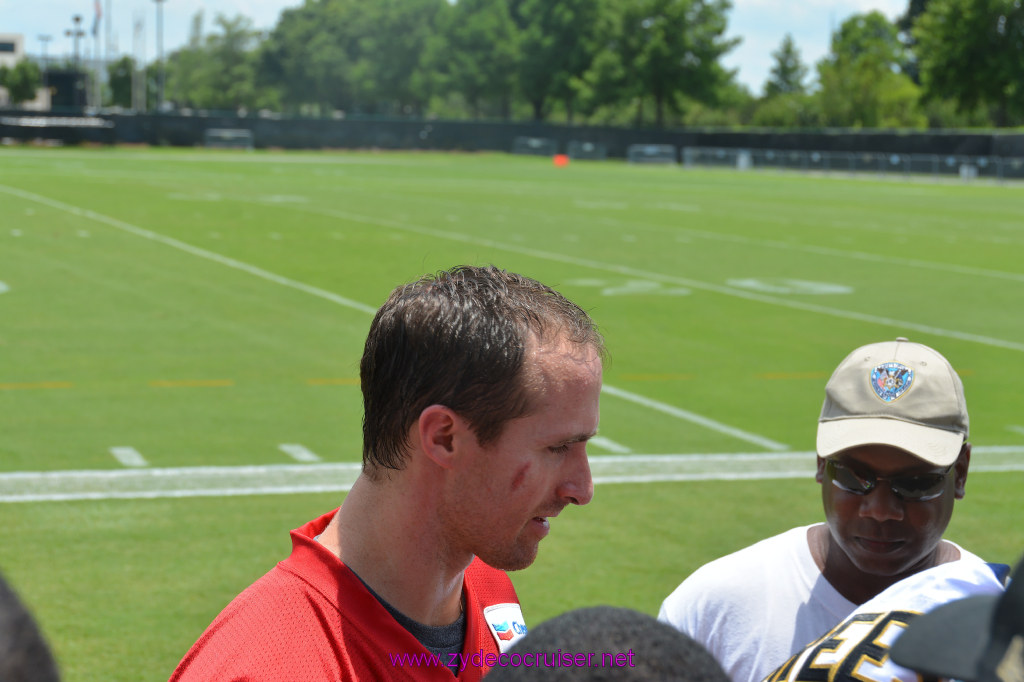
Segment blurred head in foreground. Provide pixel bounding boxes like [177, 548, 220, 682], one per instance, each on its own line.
[0, 571, 60, 682]
[485, 605, 730, 681]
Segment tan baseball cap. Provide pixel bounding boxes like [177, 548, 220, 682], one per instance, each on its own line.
[817, 338, 968, 466]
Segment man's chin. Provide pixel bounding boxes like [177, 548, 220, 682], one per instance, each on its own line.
[848, 546, 922, 579]
[477, 543, 540, 572]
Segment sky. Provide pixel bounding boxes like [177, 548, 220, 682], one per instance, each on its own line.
[2, 0, 908, 96]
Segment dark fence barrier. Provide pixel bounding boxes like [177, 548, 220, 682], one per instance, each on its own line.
[2, 109, 1023, 162]
[683, 146, 1024, 180]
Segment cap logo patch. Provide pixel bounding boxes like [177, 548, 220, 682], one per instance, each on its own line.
[871, 362, 914, 402]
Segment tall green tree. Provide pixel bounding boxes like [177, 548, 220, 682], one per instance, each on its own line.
[763, 33, 807, 97]
[3, 60, 42, 104]
[348, 0, 447, 115]
[514, 0, 605, 121]
[436, 0, 519, 118]
[914, 0, 1024, 126]
[896, 0, 932, 82]
[259, 0, 360, 114]
[166, 12, 208, 108]
[167, 13, 275, 111]
[754, 36, 818, 129]
[816, 11, 924, 127]
[594, 0, 737, 128]
[107, 55, 135, 108]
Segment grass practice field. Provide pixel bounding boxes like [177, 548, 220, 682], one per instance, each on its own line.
[1, 147, 1023, 681]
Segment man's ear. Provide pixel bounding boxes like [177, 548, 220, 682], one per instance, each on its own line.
[815, 457, 828, 484]
[953, 442, 971, 499]
[418, 405, 459, 470]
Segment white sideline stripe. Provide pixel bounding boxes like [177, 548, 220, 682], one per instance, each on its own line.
[303, 205, 1024, 354]
[110, 447, 148, 468]
[4, 447, 1022, 502]
[0, 185, 378, 316]
[602, 384, 789, 451]
[589, 436, 632, 454]
[278, 443, 321, 463]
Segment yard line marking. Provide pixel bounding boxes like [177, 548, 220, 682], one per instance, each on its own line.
[595, 471, 814, 484]
[675, 226, 1024, 285]
[306, 378, 360, 386]
[619, 373, 693, 382]
[295, 205, 1024, 354]
[757, 372, 831, 380]
[2, 446, 1022, 502]
[149, 379, 234, 388]
[278, 443, 321, 463]
[0, 184, 378, 316]
[601, 384, 790, 451]
[589, 436, 632, 454]
[1008, 426, 1024, 436]
[0, 381, 73, 391]
[110, 447, 148, 468]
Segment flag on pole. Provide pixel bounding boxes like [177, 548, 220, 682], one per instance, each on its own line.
[93, 0, 102, 37]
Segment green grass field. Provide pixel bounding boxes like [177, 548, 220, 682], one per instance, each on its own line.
[1, 147, 1022, 681]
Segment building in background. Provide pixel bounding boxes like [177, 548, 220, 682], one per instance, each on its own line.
[0, 32, 59, 110]
[0, 32, 23, 68]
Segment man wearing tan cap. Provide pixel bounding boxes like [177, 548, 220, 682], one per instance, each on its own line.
[659, 338, 990, 682]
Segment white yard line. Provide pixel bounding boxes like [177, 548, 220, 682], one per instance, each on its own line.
[278, 443, 321, 463]
[0, 184, 378, 316]
[660, 225, 1024, 285]
[110, 447, 148, 468]
[588, 436, 632, 454]
[301, 204, 1024, 354]
[602, 384, 789, 451]
[3, 447, 1022, 503]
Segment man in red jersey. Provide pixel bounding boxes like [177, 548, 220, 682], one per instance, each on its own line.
[171, 265, 605, 681]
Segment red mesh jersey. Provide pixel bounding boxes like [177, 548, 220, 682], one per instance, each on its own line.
[170, 510, 521, 681]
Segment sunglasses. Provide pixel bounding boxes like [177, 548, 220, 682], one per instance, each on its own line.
[825, 460, 952, 502]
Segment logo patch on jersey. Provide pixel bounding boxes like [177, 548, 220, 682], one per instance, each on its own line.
[870, 362, 913, 402]
[493, 623, 515, 641]
[484, 603, 527, 653]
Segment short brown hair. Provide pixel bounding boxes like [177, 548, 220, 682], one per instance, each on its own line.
[360, 265, 603, 477]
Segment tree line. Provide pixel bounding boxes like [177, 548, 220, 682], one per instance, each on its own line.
[5, 0, 1022, 128]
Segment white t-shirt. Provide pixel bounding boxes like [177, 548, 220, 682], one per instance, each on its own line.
[657, 524, 984, 682]
[765, 558, 1006, 682]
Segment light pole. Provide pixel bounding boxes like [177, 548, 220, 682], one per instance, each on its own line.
[66, 15, 85, 68]
[38, 34, 51, 89]
[154, 0, 166, 111]
[38, 34, 52, 68]
[65, 15, 86, 106]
